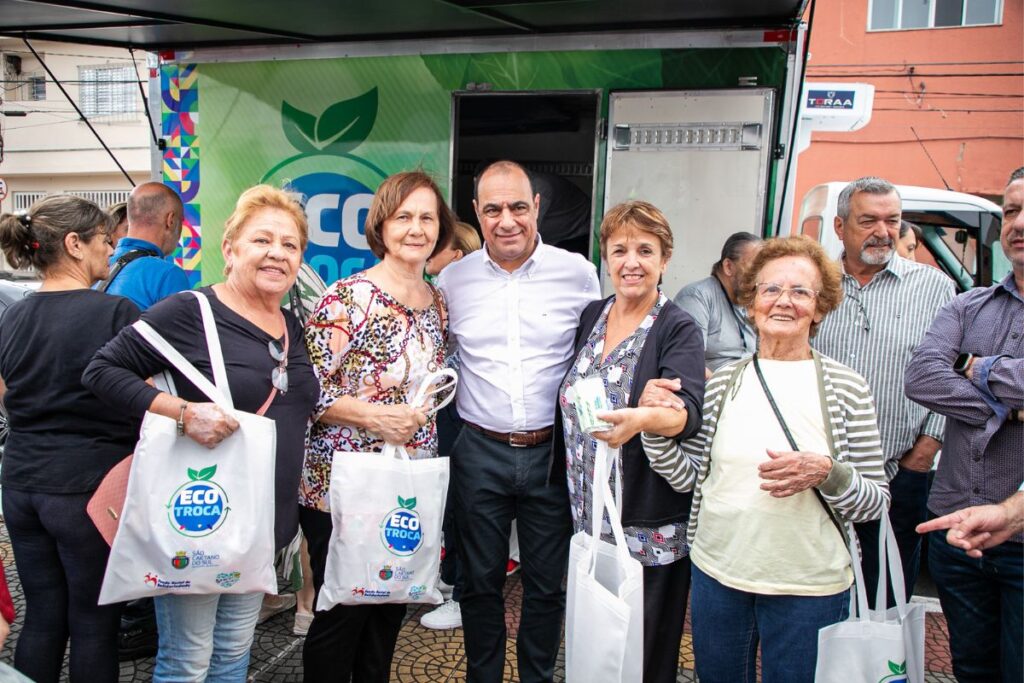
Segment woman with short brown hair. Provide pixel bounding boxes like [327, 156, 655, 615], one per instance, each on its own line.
[300, 170, 453, 681]
[557, 200, 705, 682]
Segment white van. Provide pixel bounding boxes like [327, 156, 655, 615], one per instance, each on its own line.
[796, 182, 1009, 291]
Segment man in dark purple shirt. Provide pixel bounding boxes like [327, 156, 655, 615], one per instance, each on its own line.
[905, 167, 1023, 683]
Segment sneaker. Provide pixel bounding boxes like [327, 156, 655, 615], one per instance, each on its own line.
[293, 611, 314, 636]
[438, 579, 454, 600]
[117, 623, 158, 661]
[420, 599, 462, 630]
[506, 559, 520, 576]
[258, 593, 297, 624]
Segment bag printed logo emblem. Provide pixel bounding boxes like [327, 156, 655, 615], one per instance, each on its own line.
[171, 551, 190, 570]
[878, 660, 908, 683]
[378, 564, 414, 582]
[168, 465, 229, 537]
[380, 496, 422, 557]
[215, 571, 241, 588]
[408, 584, 427, 600]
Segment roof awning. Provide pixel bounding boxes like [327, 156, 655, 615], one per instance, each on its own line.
[1, 0, 808, 51]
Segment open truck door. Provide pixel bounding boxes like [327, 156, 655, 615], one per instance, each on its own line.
[604, 89, 776, 297]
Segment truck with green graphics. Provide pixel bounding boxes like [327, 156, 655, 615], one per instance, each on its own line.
[5, 2, 814, 292]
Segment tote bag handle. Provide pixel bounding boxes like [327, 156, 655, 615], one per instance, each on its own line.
[381, 368, 459, 462]
[131, 291, 234, 411]
[589, 442, 634, 597]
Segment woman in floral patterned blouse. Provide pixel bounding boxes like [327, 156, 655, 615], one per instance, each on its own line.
[300, 171, 455, 682]
[555, 200, 705, 683]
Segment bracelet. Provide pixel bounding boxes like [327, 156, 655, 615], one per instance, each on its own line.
[177, 402, 189, 436]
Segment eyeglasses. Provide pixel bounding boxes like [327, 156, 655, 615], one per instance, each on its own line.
[480, 201, 532, 219]
[269, 338, 288, 394]
[755, 282, 819, 304]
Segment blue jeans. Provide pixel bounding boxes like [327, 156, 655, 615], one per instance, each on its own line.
[153, 591, 263, 683]
[928, 532, 1023, 683]
[690, 564, 849, 683]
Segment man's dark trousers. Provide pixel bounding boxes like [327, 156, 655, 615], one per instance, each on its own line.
[452, 427, 571, 683]
[854, 466, 930, 608]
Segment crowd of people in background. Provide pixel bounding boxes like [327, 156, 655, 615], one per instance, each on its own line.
[0, 162, 1018, 683]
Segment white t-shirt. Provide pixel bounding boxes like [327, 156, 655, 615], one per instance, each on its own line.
[690, 359, 852, 596]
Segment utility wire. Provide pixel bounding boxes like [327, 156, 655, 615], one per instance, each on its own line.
[129, 47, 159, 147]
[20, 38, 135, 188]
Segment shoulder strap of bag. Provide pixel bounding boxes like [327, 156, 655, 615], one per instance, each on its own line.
[97, 247, 161, 293]
[751, 354, 845, 541]
[383, 369, 459, 462]
[187, 291, 231, 399]
[132, 320, 232, 410]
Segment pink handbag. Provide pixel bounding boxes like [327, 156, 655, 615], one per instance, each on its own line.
[86, 454, 134, 546]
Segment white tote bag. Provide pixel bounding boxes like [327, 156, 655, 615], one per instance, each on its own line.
[99, 292, 278, 604]
[815, 515, 926, 683]
[317, 370, 457, 610]
[565, 443, 644, 683]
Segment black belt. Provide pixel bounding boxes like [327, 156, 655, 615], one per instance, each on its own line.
[464, 421, 554, 448]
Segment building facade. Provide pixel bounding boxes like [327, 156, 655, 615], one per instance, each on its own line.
[793, 0, 1023, 222]
[0, 38, 151, 222]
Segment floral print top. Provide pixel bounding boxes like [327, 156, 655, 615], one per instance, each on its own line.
[559, 291, 686, 567]
[300, 275, 447, 512]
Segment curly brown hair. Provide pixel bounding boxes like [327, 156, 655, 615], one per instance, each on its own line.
[736, 235, 843, 338]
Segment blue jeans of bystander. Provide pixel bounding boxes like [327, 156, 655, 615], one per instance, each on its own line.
[152, 591, 263, 683]
[690, 563, 849, 683]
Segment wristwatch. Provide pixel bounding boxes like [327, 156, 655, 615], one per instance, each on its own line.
[953, 352, 974, 376]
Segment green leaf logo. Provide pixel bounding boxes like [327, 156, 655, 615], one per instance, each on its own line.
[398, 496, 417, 510]
[280, 88, 378, 155]
[888, 660, 906, 675]
[188, 465, 217, 482]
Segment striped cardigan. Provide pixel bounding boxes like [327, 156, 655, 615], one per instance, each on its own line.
[642, 351, 890, 548]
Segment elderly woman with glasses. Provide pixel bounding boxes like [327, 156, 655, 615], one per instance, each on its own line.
[84, 185, 320, 681]
[640, 236, 890, 683]
[299, 170, 455, 682]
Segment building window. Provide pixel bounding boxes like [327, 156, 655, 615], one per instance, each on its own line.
[78, 64, 139, 118]
[869, 0, 1001, 29]
[27, 75, 46, 101]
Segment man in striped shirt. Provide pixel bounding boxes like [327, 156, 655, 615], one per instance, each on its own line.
[812, 177, 955, 607]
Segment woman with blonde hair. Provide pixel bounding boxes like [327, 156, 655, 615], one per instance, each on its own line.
[85, 185, 320, 681]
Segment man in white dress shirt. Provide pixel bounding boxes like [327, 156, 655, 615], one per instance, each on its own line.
[437, 161, 600, 682]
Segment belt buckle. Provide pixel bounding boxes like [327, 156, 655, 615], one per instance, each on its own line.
[508, 431, 531, 448]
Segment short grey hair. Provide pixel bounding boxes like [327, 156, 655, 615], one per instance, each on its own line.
[836, 177, 900, 221]
[1008, 167, 1024, 185]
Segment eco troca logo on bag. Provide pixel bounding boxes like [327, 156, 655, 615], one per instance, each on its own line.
[381, 496, 422, 556]
[878, 660, 908, 683]
[168, 465, 229, 537]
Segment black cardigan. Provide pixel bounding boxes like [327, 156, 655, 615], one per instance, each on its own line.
[552, 296, 705, 527]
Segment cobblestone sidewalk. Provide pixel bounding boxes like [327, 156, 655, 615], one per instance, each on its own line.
[0, 526, 958, 682]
